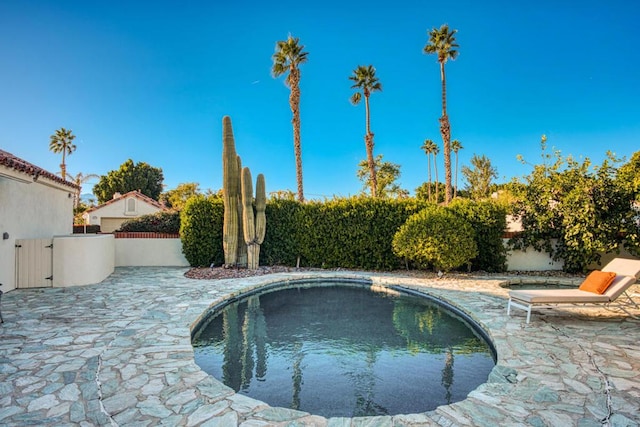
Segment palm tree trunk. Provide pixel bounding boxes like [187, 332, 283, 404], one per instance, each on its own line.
[439, 61, 452, 204]
[364, 94, 377, 198]
[61, 150, 67, 181]
[289, 68, 304, 202]
[434, 153, 439, 203]
[427, 153, 432, 202]
[454, 152, 458, 198]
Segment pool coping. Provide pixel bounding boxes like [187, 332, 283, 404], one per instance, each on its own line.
[1, 267, 639, 426]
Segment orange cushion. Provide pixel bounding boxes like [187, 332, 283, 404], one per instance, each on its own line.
[579, 270, 617, 294]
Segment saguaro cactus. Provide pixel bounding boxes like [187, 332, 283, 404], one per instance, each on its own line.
[236, 155, 247, 267]
[241, 167, 267, 269]
[222, 116, 239, 266]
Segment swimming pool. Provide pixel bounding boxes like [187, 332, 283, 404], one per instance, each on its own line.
[191, 280, 495, 417]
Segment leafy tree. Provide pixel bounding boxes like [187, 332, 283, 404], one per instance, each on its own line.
[349, 65, 383, 198]
[415, 181, 446, 204]
[424, 24, 459, 204]
[393, 206, 478, 271]
[93, 159, 164, 204]
[618, 150, 640, 198]
[420, 139, 440, 203]
[49, 127, 76, 180]
[272, 35, 308, 202]
[160, 182, 202, 210]
[451, 139, 463, 198]
[461, 154, 498, 200]
[510, 140, 639, 272]
[357, 154, 408, 199]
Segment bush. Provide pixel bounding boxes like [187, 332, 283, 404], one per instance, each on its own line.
[117, 211, 180, 233]
[180, 196, 224, 267]
[261, 199, 302, 266]
[392, 206, 478, 271]
[449, 199, 507, 272]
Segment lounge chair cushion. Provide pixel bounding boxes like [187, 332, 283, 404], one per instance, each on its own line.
[579, 270, 617, 294]
[509, 289, 611, 304]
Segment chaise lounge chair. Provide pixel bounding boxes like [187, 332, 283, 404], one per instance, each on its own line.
[507, 258, 640, 323]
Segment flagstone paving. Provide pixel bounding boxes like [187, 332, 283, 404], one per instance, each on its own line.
[1, 267, 639, 426]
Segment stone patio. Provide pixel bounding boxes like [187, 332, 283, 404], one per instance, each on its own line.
[1, 267, 639, 426]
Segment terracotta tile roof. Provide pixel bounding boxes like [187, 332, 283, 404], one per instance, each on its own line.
[0, 149, 79, 190]
[84, 190, 167, 213]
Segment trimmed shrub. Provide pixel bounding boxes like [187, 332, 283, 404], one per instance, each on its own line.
[294, 197, 429, 270]
[261, 199, 302, 266]
[392, 206, 478, 271]
[449, 199, 507, 272]
[180, 196, 224, 267]
[117, 211, 180, 234]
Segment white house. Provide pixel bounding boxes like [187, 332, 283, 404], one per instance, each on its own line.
[83, 190, 166, 233]
[0, 149, 78, 292]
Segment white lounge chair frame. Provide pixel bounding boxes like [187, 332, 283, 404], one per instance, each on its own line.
[507, 258, 640, 323]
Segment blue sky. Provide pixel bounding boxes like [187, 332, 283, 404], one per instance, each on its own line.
[1, 0, 638, 199]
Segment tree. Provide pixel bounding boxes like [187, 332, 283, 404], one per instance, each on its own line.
[349, 65, 383, 198]
[618, 151, 640, 199]
[420, 139, 438, 202]
[461, 154, 497, 200]
[66, 171, 99, 209]
[93, 159, 164, 204]
[49, 127, 76, 180]
[415, 181, 446, 204]
[424, 24, 459, 204]
[357, 154, 408, 199]
[160, 182, 202, 210]
[272, 35, 308, 203]
[510, 139, 639, 272]
[451, 139, 463, 198]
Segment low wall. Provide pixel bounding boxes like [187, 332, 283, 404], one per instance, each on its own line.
[115, 236, 188, 267]
[53, 234, 115, 287]
[504, 240, 564, 271]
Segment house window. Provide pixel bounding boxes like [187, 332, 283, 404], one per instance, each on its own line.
[126, 198, 136, 214]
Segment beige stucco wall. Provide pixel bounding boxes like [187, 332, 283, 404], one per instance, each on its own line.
[52, 234, 115, 287]
[115, 238, 189, 267]
[84, 197, 163, 232]
[505, 240, 565, 271]
[0, 174, 74, 292]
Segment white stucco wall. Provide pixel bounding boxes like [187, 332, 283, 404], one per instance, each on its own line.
[84, 197, 163, 232]
[505, 243, 565, 271]
[0, 175, 74, 292]
[52, 234, 115, 287]
[115, 238, 189, 266]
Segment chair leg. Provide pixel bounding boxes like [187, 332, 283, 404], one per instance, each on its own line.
[0, 288, 3, 324]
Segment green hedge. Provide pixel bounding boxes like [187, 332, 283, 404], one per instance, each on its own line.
[117, 211, 180, 233]
[179, 196, 507, 272]
[449, 199, 508, 272]
[180, 196, 224, 267]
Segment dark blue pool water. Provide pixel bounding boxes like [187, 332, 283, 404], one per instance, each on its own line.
[191, 283, 495, 417]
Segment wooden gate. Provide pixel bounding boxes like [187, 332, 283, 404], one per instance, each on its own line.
[15, 239, 53, 288]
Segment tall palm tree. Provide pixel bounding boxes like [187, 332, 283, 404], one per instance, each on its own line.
[432, 143, 440, 203]
[49, 127, 77, 180]
[349, 65, 382, 198]
[420, 139, 437, 202]
[272, 35, 308, 203]
[67, 172, 100, 209]
[451, 139, 463, 198]
[424, 24, 459, 204]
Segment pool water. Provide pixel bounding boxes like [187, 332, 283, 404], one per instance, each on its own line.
[192, 283, 495, 417]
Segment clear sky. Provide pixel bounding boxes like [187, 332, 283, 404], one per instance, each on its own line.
[1, 0, 638, 199]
